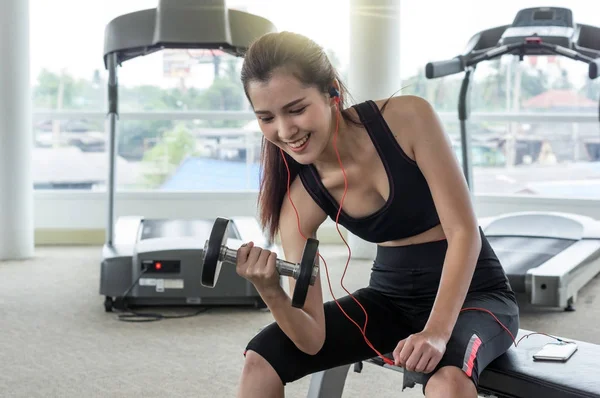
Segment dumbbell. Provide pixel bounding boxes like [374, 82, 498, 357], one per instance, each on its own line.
[201, 217, 319, 308]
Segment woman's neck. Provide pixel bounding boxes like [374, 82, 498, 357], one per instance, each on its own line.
[312, 111, 362, 174]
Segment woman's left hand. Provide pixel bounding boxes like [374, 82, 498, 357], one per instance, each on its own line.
[392, 329, 448, 373]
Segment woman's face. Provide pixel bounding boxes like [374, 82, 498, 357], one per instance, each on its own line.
[247, 71, 335, 165]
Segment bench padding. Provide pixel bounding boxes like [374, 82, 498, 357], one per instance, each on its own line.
[478, 329, 600, 398]
[365, 329, 600, 397]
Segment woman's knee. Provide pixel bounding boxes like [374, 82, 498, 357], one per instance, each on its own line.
[242, 350, 283, 383]
[424, 366, 477, 398]
[243, 350, 277, 374]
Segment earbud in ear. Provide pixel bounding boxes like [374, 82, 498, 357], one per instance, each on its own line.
[329, 87, 340, 98]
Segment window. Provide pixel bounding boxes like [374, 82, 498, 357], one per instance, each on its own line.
[30, 0, 350, 192]
[32, 2, 600, 198]
[399, 1, 600, 199]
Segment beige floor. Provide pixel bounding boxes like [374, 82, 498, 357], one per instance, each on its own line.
[1, 244, 599, 397]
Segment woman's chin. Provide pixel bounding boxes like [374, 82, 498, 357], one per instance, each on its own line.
[286, 152, 313, 165]
[283, 142, 319, 164]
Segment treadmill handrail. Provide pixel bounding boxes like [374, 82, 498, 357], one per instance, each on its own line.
[465, 40, 597, 69]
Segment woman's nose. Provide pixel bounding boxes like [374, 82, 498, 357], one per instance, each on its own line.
[278, 119, 298, 140]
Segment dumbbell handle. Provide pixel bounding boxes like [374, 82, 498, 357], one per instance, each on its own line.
[219, 245, 318, 285]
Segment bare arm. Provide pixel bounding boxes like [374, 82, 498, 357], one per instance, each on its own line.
[390, 95, 482, 340]
[261, 175, 328, 355]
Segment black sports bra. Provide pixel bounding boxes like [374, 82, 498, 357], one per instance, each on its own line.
[298, 100, 441, 243]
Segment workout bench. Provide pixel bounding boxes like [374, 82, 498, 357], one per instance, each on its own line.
[307, 329, 600, 398]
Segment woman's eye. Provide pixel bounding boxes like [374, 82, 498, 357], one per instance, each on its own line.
[259, 106, 307, 123]
[290, 106, 307, 114]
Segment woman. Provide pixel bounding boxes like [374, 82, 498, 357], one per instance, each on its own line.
[234, 31, 519, 398]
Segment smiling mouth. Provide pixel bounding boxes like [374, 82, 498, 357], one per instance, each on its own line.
[286, 133, 311, 151]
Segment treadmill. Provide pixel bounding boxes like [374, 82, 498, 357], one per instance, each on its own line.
[426, 7, 600, 310]
[480, 211, 600, 310]
[98, 0, 278, 312]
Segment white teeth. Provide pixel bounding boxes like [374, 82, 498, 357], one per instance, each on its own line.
[287, 134, 309, 148]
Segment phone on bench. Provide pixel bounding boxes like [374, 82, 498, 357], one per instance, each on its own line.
[533, 342, 578, 362]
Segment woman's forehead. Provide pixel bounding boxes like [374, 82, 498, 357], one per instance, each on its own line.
[248, 73, 316, 111]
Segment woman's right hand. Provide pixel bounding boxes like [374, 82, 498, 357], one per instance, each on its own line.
[236, 241, 282, 297]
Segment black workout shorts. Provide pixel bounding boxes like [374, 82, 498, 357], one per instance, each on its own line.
[244, 230, 520, 391]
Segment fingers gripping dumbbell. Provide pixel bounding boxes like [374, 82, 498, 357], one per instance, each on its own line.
[201, 217, 319, 308]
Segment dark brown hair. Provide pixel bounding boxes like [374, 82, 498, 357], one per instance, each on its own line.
[240, 32, 359, 243]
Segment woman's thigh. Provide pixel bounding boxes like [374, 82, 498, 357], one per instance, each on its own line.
[244, 287, 414, 385]
[418, 290, 520, 390]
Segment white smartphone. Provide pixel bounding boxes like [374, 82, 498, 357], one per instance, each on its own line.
[533, 342, 578, 362]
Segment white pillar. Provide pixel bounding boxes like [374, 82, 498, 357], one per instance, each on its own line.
[0, 0, 34, 260]
[347, 0, 401, 259]
[349, 0, 402, 102]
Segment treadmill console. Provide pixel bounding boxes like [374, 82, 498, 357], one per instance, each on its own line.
[142, 259, 181, 274]
[135, 219, 236, 275]
[500, 7, 575, 48]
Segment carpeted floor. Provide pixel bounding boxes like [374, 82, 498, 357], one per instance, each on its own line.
[1, 244, 600, 398]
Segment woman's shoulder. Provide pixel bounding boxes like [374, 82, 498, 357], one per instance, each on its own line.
[370, 95, 438, 158]
[351, 95, 438, 136]
[344, 95, 432, 124]
[373, 95, 434, 119]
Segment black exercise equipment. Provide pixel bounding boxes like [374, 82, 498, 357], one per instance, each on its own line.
[426, 6, 600, 311]
[425, 6, 600, 189]
[201, 217, 320, 308]
[99, 0, 278, 311]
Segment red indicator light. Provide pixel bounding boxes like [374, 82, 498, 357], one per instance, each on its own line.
[525, 37, 542, 44]
[155, 262, 162, 270]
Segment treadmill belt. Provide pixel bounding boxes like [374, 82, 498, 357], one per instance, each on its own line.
[487, 236, 577, 292]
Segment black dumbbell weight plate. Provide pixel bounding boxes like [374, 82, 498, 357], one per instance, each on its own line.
[201, 217, 230, 287]
[292, 238, 319, 308]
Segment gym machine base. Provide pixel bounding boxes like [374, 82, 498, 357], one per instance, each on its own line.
[426, 6, 600, 310]
[307, 329, 600, 398]
[98, 0, 277, 311]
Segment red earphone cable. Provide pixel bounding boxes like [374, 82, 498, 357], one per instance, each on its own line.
[278, 95, 564, 367]
[280, 96, 390, 364]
